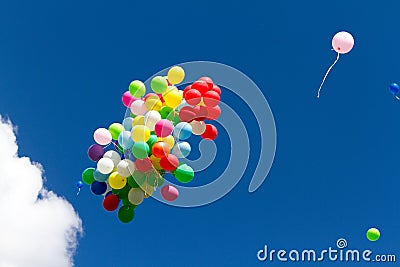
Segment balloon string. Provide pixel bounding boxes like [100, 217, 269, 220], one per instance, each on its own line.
[102, 142, 113, 150]
[76, 188, 81, 196]
[395, 96, 400, 100]
[317, 53, 340, 98]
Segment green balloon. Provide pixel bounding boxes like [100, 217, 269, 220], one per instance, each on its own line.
[146, 171, 161, 187]
[167, 112, 181, 126]
[130, 113, 136, 118]
[108, 123, 124, 140]
[366, 228, 380, 242]
[146, 135, 158, 151]
[118, 205, 135, 223]
[132, 142, 149, 159]
[82, 167, 95, 185]
[129, 80, 146, 98]
[127, 176, 139, 188]
[151, 76, 168, 94]
[159, 106, 173, 119]
[173, 164, 194, 183]
[112, 183, 131, 199]
[122, 198, 137, 208]
[132, 170, 146, 186]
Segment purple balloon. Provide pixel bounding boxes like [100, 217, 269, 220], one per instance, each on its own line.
[88, 144, 105, 162]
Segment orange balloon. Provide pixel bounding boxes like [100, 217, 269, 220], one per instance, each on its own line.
[151, 141, 170, 158]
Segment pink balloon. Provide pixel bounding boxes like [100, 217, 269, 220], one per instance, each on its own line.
[130, 100, 147, 115]
[135, 157, 152, 172]
[154, 119, 174, 137]
[122, 91, 138, 107]
[332, 31, 354, 54]
[93, 128, 112, 145]
[161, 185, 179, 202]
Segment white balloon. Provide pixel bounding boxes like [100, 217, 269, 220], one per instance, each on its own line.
[93, 128, 112, 145]
[190, 120, 206, 135]
[97, 158, 114, 174]
[130, 100, 147, 115]
[128, 188, 144, 205]
[144, 110, 162, 131]
[172, 141, 191, 158]
[103, 150, 121, 167]
[117, 159, 135, 178]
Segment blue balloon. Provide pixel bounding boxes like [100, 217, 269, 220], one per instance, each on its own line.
[76, 180, 84, 188]
[118, 131, 134, 150]
[91, 181, 107, 195]
[94, 169, 109, 182]
[122, 117, 134, 131]
[173, 122, 192, 140]
[389, 83, 399, 95]
[172, 141, 191, 158]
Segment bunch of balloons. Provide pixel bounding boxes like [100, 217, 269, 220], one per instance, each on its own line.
[78, 66, 221, 223]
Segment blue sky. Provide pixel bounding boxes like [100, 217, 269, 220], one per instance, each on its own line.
[0, 0, 399, 266]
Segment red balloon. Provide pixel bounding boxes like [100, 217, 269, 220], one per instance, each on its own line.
[136, 157, 152, 172]
[203, 91, 220, 107]
[210, 84, 221, 95]
[183, 85, 191, 98]
[179, 106, 196, 122]
[152, 141, 170, 158]
[193, 106, 208, 121]
[161, 185, 179, 202]
[201, 124, 218, 140]
[185, 89, 202, 106]
[103, 194, 120, 211]
[160, 154, 179, 171]
[198, 77, 214, 90]
[206, 105, 221, 120]
[191, 80, 209, 96]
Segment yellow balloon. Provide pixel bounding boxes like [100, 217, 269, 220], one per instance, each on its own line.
[163, 86, 182, 108]
[128, 187, 144, 205]
[132, 115, 145, 126]
[150, 155, 163, 170]
[145, 96, 162, 111]
[167, 66, 185, 85]
[132, 125, 150, 142]
[164, 85, 178, 94]
[108, 172, 127, 190]
[158, 135, 175, 149]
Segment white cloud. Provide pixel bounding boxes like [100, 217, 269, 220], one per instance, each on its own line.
[0, 117, 82, 267]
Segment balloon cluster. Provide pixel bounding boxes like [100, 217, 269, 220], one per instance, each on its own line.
[78, 66, 222, 223]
